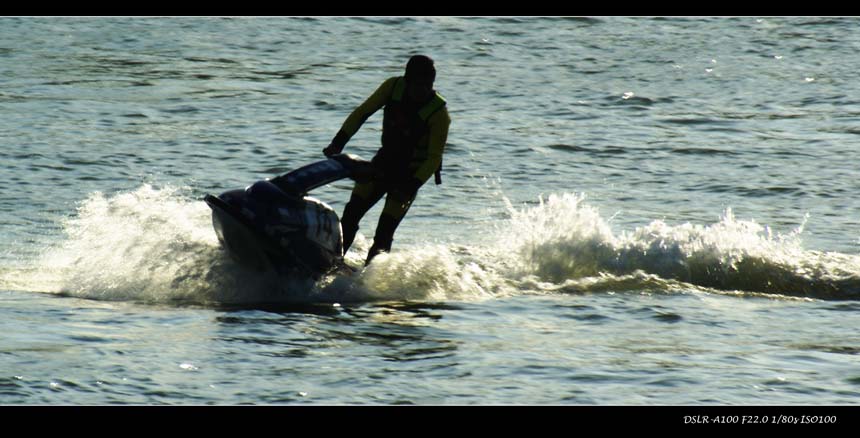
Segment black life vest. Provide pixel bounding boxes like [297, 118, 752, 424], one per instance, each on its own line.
[377, 77, 446, 184]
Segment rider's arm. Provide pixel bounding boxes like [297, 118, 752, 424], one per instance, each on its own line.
[327, 77, 398, 153]
[412, 107, 450, 183]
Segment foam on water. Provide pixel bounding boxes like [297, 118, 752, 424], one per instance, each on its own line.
[0, 185, 505, 305]
[321, 240, 508, 303]
[3, 185, 860, 305]
[3, 185, 243, 304]
[500, 193, 860, 300]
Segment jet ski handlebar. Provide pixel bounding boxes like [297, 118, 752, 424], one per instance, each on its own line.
[268, 153, 376, 196]
[330, 153, 376, 183]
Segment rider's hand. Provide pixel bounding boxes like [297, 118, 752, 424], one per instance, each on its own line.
[323, 143, 342, 157]
[324, 130, 349, 157]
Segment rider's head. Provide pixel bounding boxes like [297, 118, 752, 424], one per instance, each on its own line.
[405, 55, 436, 102]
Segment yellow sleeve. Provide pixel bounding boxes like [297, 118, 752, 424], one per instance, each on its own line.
[339, 77, 398, 138]
[413, 107, 451, 182]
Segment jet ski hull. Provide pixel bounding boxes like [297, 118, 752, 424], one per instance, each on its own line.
[205, 191, 278, 273]
[204, 154, 372, 276]
[205, 182, 343, 276]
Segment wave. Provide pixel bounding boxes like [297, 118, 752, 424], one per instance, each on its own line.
[0, 185, 292, 305]
[499, 193, 860, 300]
[2, 186, 859, 305]
[0, 185, 504, 305]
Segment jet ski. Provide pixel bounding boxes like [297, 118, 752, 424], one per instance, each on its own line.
[203, 154, 374, 277]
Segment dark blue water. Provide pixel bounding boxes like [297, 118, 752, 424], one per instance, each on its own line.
[2, 17, 859, 404]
